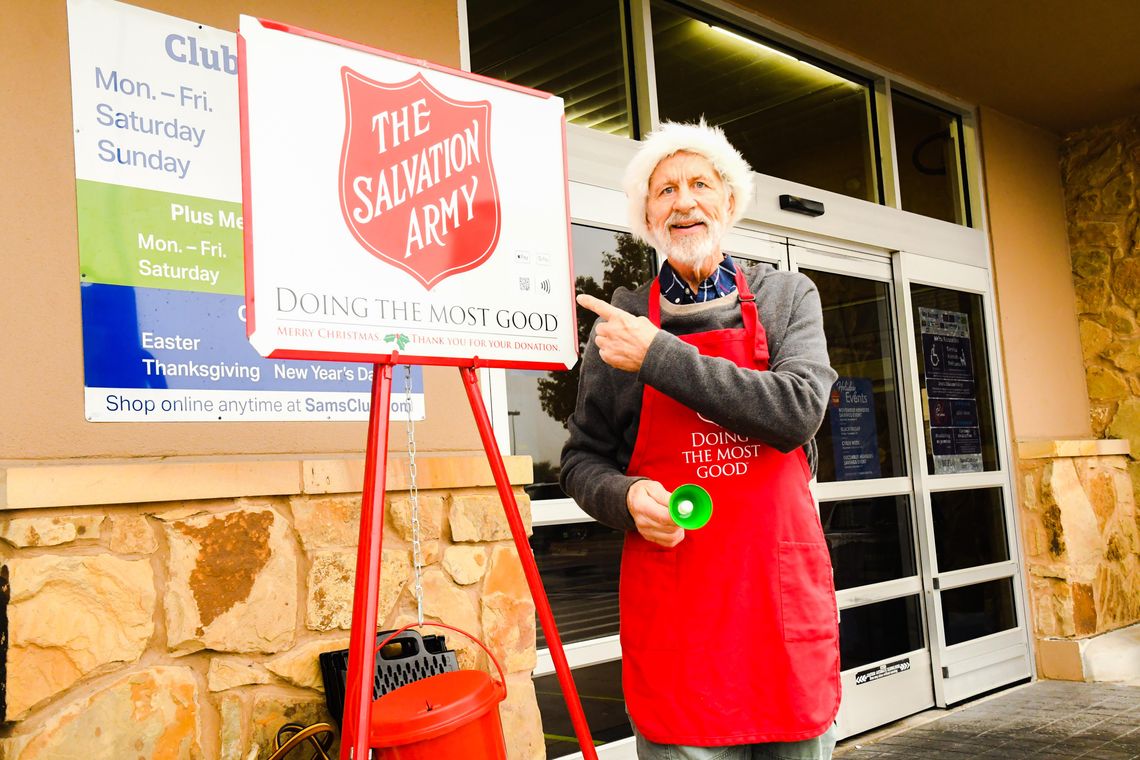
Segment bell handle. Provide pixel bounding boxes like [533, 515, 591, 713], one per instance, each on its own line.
[374, 621, 508, 697]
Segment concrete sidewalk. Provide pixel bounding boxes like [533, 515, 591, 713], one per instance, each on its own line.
[835, 680, 1140, 759]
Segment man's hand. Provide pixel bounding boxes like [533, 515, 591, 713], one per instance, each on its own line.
[577, 294, 659, 372]
[627, 479, 684, 548]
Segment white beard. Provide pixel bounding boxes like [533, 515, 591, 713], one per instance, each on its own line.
[652, 216, 725, 271]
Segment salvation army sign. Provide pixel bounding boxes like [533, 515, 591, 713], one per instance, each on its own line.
[340, 70, 499, 288]
[239, 18, 576, 370]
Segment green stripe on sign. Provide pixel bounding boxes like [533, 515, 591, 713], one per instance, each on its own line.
[76, 179, 245, 295]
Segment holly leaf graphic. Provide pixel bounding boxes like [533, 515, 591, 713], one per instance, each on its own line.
[383, 333, 411, 351]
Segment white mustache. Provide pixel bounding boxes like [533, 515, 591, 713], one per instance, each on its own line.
[668, 214, 709, 228]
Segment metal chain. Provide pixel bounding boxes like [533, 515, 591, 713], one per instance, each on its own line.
[404, 365, 425, 626]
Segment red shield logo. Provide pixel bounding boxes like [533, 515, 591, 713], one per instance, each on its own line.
[339, 68, 501, 289]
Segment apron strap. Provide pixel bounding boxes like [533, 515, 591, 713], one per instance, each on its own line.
[735, 266, 757, 347]
[649, 277, 662, 327]
[733, 266, 768, 365]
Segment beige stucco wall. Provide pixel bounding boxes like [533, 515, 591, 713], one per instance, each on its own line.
[0, 0, 483, 461]
[979, 107, 1091, 440]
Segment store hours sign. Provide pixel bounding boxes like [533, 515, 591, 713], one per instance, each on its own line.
[239, 18, 577, 369]
[67, 0, 423, 422]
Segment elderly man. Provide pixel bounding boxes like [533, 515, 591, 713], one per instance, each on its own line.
[561, 121, 841, 759]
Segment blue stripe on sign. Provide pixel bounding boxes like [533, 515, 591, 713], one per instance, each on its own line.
[80, 282, 423, 393]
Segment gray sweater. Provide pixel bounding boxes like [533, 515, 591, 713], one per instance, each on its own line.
[559, 261, 837, 532]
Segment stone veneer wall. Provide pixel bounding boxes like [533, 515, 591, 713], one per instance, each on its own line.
[1019, 442, 1140, 652]
[1061, 114, 1140, 489]
[0, 456, 542, 759]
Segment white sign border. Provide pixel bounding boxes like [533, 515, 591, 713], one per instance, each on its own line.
[238, 17, 579, 371]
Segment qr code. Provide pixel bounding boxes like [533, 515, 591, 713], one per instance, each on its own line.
[519, 277, 531, 291]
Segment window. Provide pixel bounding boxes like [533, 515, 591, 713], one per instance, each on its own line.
[531, 523, 627, 755]
[505, 224, 655, 501]
[930, 488, 1009, 572]
[467, 0, 636, 137]
[650, 1, 880, 202]
[840, 595, 925, 671]
[892, 91, 970, 225]
[909, 285, 999, 474]
[822, 495, 917, 591]
[466, 1, 976, 223]
[535, 659, 629, 757]
[804, 268, 906, 481]
[531, 522, 621, 648]
[941, 578, 1017, 646]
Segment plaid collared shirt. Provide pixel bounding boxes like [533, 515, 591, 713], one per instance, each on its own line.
[659, 255, 738, 304]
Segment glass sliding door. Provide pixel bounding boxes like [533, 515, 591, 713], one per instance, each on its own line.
[490, 186, 1028, 748]
[895, 253, 1031, 706]
[791, 242, 935, 737]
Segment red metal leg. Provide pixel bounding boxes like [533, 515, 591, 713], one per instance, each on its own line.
[460, 367, 599, 760]
[340, 363, 394, 760]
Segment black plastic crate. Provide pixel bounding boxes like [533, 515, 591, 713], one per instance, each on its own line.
[319, 629, 460, 723]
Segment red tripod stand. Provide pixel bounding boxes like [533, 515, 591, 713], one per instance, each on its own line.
[338, 362, 598, 760]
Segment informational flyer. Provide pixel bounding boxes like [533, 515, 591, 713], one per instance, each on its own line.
[919, 307, 981, 473]
[827, 377, 880, 480]
[67, 0, 422, 421]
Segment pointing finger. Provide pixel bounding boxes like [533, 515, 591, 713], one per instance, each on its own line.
[576, 294, 627, 322]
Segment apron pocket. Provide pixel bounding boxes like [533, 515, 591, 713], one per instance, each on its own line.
[777, 541, 836, 643]
[620, 546, 679, 651]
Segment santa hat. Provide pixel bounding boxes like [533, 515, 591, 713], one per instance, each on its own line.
[622, 119, 754, 245]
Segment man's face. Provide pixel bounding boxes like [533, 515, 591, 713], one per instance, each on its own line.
[645, 151, 734, 270]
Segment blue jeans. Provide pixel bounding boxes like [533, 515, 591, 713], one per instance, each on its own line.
[633, 723, 838, 760]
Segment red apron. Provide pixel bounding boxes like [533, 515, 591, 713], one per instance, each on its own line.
[621, 269, 840, 746]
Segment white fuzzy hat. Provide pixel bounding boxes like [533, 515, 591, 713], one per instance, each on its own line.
[623, 119, 754, 245]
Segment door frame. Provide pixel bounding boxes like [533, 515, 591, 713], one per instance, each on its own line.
[893, 251, 1032, 706]
[790, 240, 937, 737]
